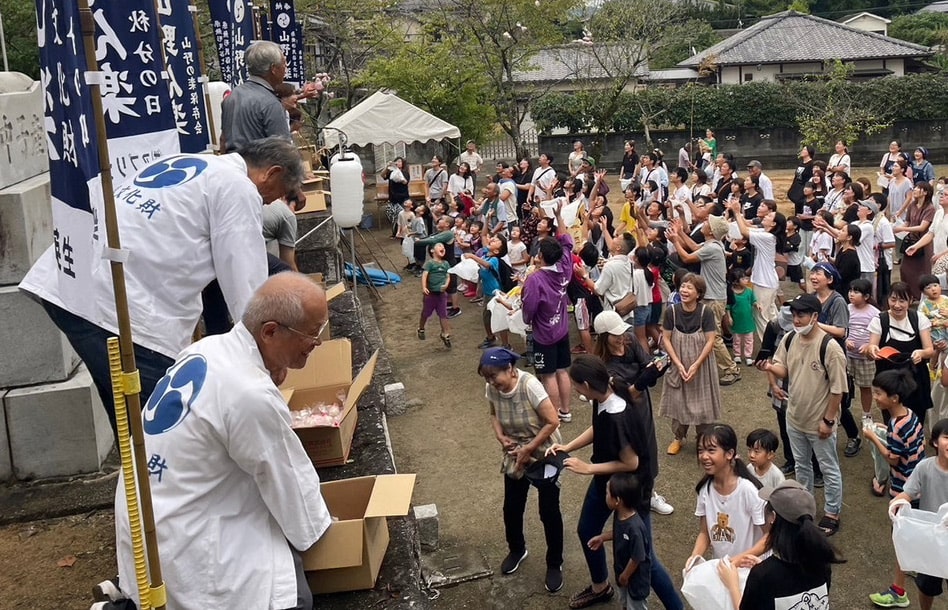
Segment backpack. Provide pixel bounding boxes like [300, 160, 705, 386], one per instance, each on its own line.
[782, 331, 834, 380]
[490, 258, 518, 293]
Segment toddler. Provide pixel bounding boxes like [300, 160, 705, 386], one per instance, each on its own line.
[746, 429, 786, 489]
[587, 473, 651, 610]
[727, 268, 757, 366]
[418, 243, 452, 347]
[918, 274, 948, 347]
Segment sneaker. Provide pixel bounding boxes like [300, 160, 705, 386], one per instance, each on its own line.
[667, 439, 683, 455]
[814, 474, 824, 488]
[92, 578, 126, 603]
[844, 437, 862, 457]
[440, 334, 452, 348]
[650, 492, 674, 515]
[417, 329, 425, 340]
[745, 358, 755, 366]
[477, 338, 496, 349]
[501, 549, 528, 575]
[558, 410, 572, 423]
[869, 588, 910, 608]
[780, 462, 796, 476]
[733, 355, 741, 363]
[545, 565, 564, 593]
[719, 373, 741, 386]
[569, 584, 615, 609]
[447, 307, 462, 319]
[471, 296, 484, 304]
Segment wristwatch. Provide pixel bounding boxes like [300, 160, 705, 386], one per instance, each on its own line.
[822, 417, 836, 427]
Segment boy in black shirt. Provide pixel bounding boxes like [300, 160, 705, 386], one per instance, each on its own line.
[588, 473, 651, 610]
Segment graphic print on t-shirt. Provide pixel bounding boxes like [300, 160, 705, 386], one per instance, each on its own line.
[775, 584, 829, 610]
[710, 512, 735, 543]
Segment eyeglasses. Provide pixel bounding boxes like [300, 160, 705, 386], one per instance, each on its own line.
[273, 320, 329, 343]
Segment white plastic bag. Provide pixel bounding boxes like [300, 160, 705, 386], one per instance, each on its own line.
[681, 556, 749, 610]
[892, 502, 948, 579]
[401, 235, 416, 259]
[449, 258, 481, 283]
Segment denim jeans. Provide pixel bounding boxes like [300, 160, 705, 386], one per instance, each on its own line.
[786, 424, 843, 515]
[503, 474, 563, 567]
[41, 301, 175, 439]
[577, 479, 683, 609]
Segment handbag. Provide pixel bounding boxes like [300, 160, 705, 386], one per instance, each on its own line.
[900, 232, 923, 257]
[612, 292, 638, 317]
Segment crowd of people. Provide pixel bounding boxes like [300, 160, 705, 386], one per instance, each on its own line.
[386, 137, 948, 609]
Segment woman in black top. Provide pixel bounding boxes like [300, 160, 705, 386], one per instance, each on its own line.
[831, 223, 861, 300]
[718, 480, 844, 610]
[547, 356, 645, 609]
[787, 146, 815, 206]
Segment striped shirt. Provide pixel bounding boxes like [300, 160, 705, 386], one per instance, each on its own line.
[886, 411, 926, 496]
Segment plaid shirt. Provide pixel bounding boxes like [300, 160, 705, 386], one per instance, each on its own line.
[486, 370, 561, 459]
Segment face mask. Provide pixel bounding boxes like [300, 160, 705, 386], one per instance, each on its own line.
[796, 322, 816, 336]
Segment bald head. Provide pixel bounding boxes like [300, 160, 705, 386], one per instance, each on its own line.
[242, 272, 327, 335]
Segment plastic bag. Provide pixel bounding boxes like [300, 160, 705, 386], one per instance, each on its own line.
[892, 502, 948, 579]
[401, 236, 416, 259]
[681, 556, 749, 610]
[449, 258, 481, 283]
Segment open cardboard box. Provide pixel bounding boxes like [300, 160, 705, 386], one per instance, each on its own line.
[281, 339, 379, 467]
[306, 273, 345, 341]
[304, 474, 416, 594]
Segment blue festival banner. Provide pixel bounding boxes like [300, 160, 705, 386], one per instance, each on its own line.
[155, 0, 212, 153]
[208, 0, 255, 86]
[295, 21, 306, 84]
[35, 0, 103, 317]
[89, 0, 180, 181]
[268, 0, 301, 85]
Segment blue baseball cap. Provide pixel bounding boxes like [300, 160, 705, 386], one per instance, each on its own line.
[480, 347, 521, 368]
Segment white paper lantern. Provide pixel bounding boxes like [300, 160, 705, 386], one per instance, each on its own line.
[330, 150, 364, 228]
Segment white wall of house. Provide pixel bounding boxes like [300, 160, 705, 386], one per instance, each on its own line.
[843, 15, 889, 35]
[719, 58, 904, 83]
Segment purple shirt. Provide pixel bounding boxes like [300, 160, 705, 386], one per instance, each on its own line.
[521, 233, 574, 345]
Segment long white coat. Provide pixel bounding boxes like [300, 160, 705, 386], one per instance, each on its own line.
[115, 323, 331, 609]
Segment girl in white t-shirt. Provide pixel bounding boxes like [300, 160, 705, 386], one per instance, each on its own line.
[687, 424, 769, 571]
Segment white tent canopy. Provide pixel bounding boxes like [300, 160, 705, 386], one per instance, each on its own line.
[323, 91, 460, 149]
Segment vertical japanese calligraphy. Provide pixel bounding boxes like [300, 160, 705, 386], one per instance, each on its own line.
[35, 0, 102, 317]
[268, 0, 301, 86]
[208, 0, 256, 86]
[155, 0, 212, 153]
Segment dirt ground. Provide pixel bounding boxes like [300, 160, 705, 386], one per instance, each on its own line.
[2, 167, 947, 609]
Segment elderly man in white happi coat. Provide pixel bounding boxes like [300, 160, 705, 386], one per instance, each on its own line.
[110, 273, 333, 610]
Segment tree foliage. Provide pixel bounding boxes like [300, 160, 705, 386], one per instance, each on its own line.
[531, 73, 948, 146]
[2, 2, 40, 79]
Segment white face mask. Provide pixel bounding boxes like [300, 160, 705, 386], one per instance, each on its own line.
[796, 322, 816, 336]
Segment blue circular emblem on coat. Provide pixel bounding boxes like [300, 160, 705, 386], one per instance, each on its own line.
[134, 156, 208, 189]
[143, 355, 208, 434]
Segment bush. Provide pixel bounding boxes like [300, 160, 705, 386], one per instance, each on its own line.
[530, 74, 948, 134]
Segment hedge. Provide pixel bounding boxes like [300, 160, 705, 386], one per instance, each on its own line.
[530, 74, 948, 134]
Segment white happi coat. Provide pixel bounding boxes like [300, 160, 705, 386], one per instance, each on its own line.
[20, 153, 268, 359]
[115, 323, 331, 609]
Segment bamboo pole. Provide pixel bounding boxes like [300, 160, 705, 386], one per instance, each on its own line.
[77, 3, 167, 608]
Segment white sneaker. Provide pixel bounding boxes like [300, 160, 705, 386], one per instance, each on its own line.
[557, 410, 572, 423]
[745, 358, 754, 366]
[650, 492, 674, 515]
[733, 355, 741, 363]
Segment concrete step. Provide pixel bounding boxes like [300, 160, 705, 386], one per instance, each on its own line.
[0, 173, 53, 286]
[0, 285, 79, 388]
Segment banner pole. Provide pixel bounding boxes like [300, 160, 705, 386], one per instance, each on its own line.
[189, 1, 218, 150]
[77, 2, 167, 609]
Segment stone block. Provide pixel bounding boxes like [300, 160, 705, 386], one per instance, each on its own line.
[297, 248, 344, 284]
[0, 391, 11, 482]
[383, 382, 406, 413]
[0, 173, 53, 285]
[5, 364, 113, 480]
[413, 503, 440, 551]
[0, 74, 48, 190]
[0, 285, 79, 387]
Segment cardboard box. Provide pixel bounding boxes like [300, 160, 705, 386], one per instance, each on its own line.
[281, 339, 379, 467]
[304, 474, 416, 594]
[295, 184, 328, 214]
[306, 273, 345, 340]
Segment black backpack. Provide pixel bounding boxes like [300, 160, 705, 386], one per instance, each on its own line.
[782, 331, 834, 380]
[491, 258, 518, 293]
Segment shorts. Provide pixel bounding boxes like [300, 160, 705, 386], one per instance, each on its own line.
[648, 302, 664, 326]
[788, 264, 803, 283]
[848, 356, 876, 388]
[632, 305, 650, 328]
[533, 335, 571, 375]
[421, 292, 448, 320]
[916, 572, 946, 597]
[618, 588, 648, 610]
[574, 297, 591, 332]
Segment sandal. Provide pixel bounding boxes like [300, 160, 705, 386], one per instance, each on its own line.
[440, 333, 451, 348]
[871, 477, 886, 497]
[818, 515, 840, 536]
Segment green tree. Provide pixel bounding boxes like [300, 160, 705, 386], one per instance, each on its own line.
[2, 2, 40, 79]
[794, 60, 891, 150]
[890, 12, 948, 69]
[357, 37, 495, 142]
[427, 0, 581, 159]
